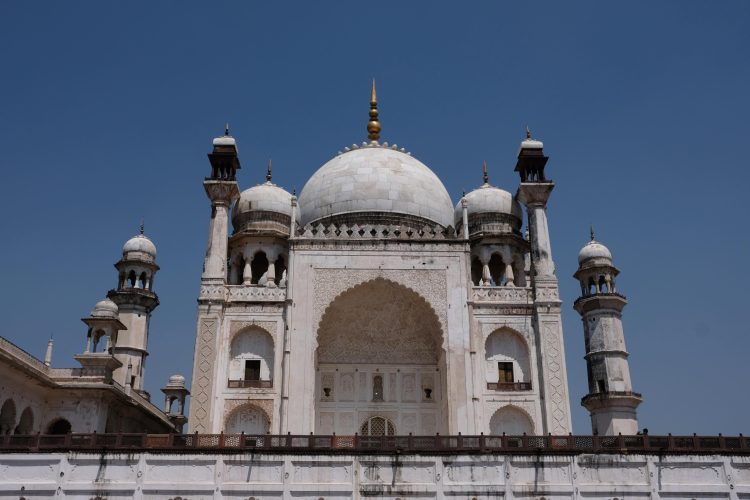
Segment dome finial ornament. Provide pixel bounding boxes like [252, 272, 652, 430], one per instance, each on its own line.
[139, 218, 144, 235]
[526, 125, 532, 139]
[266, 159, 273, 183]
[482, 160, 489, 185]
[367, 79, 381, 142]
[590, 225, 595, 241]
[224, 123, 230, 136]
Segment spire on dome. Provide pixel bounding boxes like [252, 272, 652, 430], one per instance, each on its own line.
[266, 159, 273, 183]
[483, 160, 489, 185]
[526, 125, 532, 139]
[225, 123, 230, 136]
[590, 225, 595, 241]
[367, 79, 381, 142]
[140, 218, 145, 235]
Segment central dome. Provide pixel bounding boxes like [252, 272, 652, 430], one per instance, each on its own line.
[298, 145, 454, 228]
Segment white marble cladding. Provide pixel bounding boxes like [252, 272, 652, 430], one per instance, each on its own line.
[298, 146, 455, 227]
[471, 286, 533, 304]
[198, 284, 287, 302]
[1, 452, 748, 499]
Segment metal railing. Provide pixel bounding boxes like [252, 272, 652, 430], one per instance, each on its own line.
[487, 382, 533, 391]
[227, 379, 273, 389]
[1, 433, 747, 455]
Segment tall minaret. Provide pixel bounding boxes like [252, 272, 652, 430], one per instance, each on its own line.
[515, 128, 573, 434]
[574, 231, 642, 435]
[188, 127, 241, 432]
[107, 225, 160, 394]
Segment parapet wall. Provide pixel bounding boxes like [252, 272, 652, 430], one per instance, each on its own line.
[1, 451, 749, 499]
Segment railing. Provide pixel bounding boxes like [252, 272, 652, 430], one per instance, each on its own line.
[1, 433, 747, 455]
[487, 382, 532, 391]
[227, 379, 273, 389]
[582, 390, 643, 404]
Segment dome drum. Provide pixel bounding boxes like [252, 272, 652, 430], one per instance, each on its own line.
[463, 212, 524, 239]
[232, 210, 292, 236]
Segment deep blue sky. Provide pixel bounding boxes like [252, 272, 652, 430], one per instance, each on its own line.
[1, 2, 748, 435]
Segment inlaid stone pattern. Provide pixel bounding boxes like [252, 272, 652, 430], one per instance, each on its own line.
[313, 268, 448, 346]
[191, 317, 217, 433]
[543, 321, 570, 434]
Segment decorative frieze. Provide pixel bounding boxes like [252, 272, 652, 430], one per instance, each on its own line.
[471, 286, 533, 304]
[198, 284, 287, 302]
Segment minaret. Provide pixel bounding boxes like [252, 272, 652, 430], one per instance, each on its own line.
[514, 128, 573, 434]
[189, 127, 241, 432]
[574, 230, 642, 435]
[107, 225, 159, 395]
[202, 125, 241, 283]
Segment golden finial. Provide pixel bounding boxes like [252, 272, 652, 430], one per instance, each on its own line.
[482, 160, 489, 184]
[367, 79, 381, 142]
[266, 159, 272, 182]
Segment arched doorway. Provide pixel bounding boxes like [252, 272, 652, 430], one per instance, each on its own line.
[0, 399, 16, 435]
[224, 405, 270, 435]
[47, 418, 72, 435]
[360, 416, 396, 436]
[15, 407, 34, 434]
[489, 406, 534, 435]
[315, 278, 446, 435]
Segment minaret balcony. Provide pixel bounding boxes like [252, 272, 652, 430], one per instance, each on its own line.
[581, 390, 643, 409]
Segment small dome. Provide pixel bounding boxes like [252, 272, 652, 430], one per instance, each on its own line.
[233, 182, 294, 218]
[123, 234, 157, 260]
[455, 184, 522, 227]
[299, 146, 454, 228]
[91, 298, 119, 319]
[578, 240, 613, 264]
[232, 182, 295, 234]
[167, 374, 186, 387]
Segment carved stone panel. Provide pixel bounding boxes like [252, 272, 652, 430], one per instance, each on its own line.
[191, 317, 217, 433]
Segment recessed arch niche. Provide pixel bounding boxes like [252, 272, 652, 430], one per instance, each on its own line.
[489, 405, 534, 435]
[315, 278, 446, 435]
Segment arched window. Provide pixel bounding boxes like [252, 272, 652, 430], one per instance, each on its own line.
[229, 328, 274, 387]
[360, 416, 395, 436]
[470, 256, 482, 286]
[128, 270, 137, 288]
[485, 328, 531, 390]
[250, 251, 269, 285]
[139, 272, 148, 289]
[15, 407, 33, 434]
[274, 255, 286, 286]
[599, 275, 608, 293]
[225, 405, 269, 435]
[47, 418, 72, 435]
[489, 406, 534, 435]
[488, 253, 504, 286]
[0, 399, 17, 435]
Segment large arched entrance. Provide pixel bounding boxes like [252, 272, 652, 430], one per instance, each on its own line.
[315, 278, 446, 435]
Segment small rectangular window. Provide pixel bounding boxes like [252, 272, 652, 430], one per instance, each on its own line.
[498, 362, 514, 383]
[245, 360, 261, 381]
[597, 379, 606, 393]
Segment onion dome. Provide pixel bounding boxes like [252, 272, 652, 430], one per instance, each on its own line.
[166, 374, 187, 388]
[578, 229, 613, 265]
[456, 161, 523, 235]
[90, 298, 119, 319]
[232, 160, 296, 235]
[122, 223, 157, 262]
[298, 81, 454, 229]
[299, 145, 454, 228]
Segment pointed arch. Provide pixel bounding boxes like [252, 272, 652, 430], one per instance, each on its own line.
[224, 404, 270, 435]
[0, 399, 16, 435]
[316, 277, 444, 364]
[484, 327, 532, 387]
[489, 405, 535, 435]
[15, 407, 33, 434]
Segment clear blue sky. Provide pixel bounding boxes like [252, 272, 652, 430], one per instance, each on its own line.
[1, 1, 748, 435]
